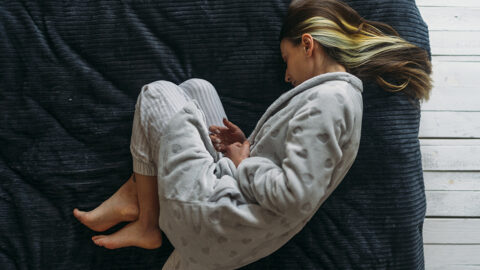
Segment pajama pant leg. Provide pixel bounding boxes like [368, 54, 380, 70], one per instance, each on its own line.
[178, 78, 227, 127]
[130, 79, 227, 176]
[130, 80, 190, 176]
[129, 79, 228, 270]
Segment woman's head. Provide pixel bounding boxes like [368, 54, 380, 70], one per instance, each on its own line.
[279, 0, 432, 101]
[280, 33, 346, 87]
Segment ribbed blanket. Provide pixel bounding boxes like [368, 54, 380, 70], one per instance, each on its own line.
[0, 1, 429, 269]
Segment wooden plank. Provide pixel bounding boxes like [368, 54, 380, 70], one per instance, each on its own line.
[425, 245, 480, 270]
[418, 7, 480, 31]
[424, 218, 480, 244]
[419, 112, 480, 138]
[421, 140, 480, 171]
[422, 86, 478, 111]
[416, 0, 480, 7]
[421, 139, 480, 146]
[421, 58, 480, 111]
[424, 172, 480, 191]
[430, 31, 480, 56]
[426, 191, 480, 217]
[430, 58, 479, 89]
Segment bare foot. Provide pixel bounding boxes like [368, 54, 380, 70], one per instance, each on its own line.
[73, 174, 139, 232]
[91, 219, 162, 249]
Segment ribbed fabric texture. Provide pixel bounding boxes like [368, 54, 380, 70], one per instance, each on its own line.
[0, 1, 428, 269]
[130, 79, 226, 176]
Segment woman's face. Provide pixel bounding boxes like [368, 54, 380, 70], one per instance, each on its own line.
[280, 38, 315, 87]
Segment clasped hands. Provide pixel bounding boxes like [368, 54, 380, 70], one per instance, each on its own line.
[209, 118, 250, 167]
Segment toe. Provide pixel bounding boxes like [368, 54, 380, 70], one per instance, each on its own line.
[92, 235, 105, 241]
[73, 208, 86, 221]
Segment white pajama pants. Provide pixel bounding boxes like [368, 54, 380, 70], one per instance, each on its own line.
[129, 78, 227, 269]
[130, 78, 227, 177]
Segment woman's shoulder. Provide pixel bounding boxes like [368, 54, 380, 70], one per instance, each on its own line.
[303, 74, 363, 107]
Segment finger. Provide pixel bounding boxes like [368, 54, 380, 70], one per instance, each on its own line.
[241, 140, 251, 154]
[233, 142, 242, 147]
[218, 145, 226, 153]
[223, 118, 239, 131]
[209, 127, 221, 134]
[213, 142, 225, 152]
[209, 134, 221, 144]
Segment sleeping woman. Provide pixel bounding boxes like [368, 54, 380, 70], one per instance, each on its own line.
[73, 0, 432, 269]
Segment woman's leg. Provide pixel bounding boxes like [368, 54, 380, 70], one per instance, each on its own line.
[92, 81, 191, 249]
[73, 174, 138, 232]
[92, 173, 162, 249]
[75, 81, 191, 249]
[179, 78, 227, 127]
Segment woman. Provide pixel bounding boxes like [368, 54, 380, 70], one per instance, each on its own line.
[74, 0, 431, 269]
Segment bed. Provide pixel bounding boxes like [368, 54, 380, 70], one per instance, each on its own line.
[0, 1, 430, 269]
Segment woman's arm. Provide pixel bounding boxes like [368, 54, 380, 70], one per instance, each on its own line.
[236, 89, 358, 219]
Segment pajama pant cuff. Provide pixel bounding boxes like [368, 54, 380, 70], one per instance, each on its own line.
[133, 157, 158, 176]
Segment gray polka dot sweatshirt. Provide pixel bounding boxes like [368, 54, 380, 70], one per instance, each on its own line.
[153, 72, 362, 269]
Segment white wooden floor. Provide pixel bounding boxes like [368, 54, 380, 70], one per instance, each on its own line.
[417, 0, 480, 269]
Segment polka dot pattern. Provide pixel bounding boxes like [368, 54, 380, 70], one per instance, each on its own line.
[309, 108, 322, 117]
[172, 144, 182, 153]
[317, 133, 329, 143]
[295, 149, 308, 159]
[280, 218, 290, 228]
[293, 126, 303, 135]
[209, 210, 220, 224]
[242, 238, 253, 244]
[325, 158, 333, 168]
[302, 173, 313, 186]
[193, 223, 201, 234]
[217, 236, 228, 244]
[193, 181, 202, 193]
[183, 107, 193, 114]
[257, 145, 264, 153]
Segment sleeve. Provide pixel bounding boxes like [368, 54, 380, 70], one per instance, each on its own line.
[236, 90, 350, 220]
[157, 95, 356, 270]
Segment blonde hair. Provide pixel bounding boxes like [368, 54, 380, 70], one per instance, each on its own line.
[280, 0, 432, 101]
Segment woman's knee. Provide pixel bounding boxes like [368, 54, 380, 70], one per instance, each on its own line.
[179, 78, 218, 98]
[135, 80, 189, 124]
[140, 80, 181, 101]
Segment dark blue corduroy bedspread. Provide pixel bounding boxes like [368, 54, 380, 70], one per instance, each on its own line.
[0, 1, 429, 269]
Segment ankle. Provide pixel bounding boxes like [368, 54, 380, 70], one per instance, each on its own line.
[137, 213, 159, 229]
